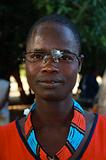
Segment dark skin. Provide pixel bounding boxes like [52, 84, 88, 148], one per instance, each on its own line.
[20, 22, 86, 157]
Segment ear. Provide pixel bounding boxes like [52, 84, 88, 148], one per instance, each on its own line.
[78, 54, 84, 72]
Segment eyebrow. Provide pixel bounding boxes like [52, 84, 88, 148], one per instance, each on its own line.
[60, 49, 76, 54]
[33, 48, 74, 53]
[28, 48, 79, 57]
[33, 48, 46, 53]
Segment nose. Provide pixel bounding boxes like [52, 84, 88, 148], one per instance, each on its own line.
[41, 56, 59, 73]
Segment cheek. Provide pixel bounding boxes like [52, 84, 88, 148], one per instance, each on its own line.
[63, 62, 78, 75]
[25, 62, 40, 76]
[63, 64, 78, 87]
[25, 63, 39, 89]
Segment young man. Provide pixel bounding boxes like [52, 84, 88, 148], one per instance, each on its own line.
[0, 15, 106, 160]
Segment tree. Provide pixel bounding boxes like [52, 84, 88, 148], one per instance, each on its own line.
[0, 0, 106, 76]
[33, 0, 106, 75]
[0, 0, 36, 77]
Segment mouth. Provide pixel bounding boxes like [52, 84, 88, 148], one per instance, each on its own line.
[37, 80, 64, 88]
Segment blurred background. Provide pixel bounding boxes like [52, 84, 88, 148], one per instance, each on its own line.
[0, 0, 106, 124]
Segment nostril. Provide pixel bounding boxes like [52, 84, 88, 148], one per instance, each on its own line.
[41, 66, 59, 73]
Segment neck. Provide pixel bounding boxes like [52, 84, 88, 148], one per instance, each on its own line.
[32, 95, 73, 127]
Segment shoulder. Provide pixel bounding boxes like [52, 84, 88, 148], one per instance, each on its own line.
[84, 111, 96, 128]
[0, 120, 19, 150]
[96, 114, 106, 129]
[86, 112, 106, 137]
[81, 113, 106, 159]
[0, 121, 16, 138]
[84, 112, 106, 147]
[85, 111, 106, 129]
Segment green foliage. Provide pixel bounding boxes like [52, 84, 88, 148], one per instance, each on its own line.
[33, 0, 106, 75]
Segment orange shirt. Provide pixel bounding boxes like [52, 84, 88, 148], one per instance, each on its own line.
[0, 114, 106, 160]
[81, 115, 106, 160]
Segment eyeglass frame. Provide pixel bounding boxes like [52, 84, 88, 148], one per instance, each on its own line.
[22, 48, 84, 64]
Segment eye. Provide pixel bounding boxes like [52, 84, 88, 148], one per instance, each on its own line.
[59, 54, 75, 62]
[30, 53, 44, 59]
[25, 52, 45, 62]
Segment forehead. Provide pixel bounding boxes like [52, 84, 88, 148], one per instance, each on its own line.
[27, 22, 79, 55]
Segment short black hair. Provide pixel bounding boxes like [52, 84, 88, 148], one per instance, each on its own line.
[26, 14, 81, 53]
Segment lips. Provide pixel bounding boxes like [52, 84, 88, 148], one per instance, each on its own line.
[37, 79, 64, 88]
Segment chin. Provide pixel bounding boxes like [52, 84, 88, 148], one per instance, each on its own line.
[37, 92, 69, 102]
[40, 94, 60, 101]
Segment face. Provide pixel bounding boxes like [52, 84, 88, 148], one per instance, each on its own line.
[25, 22, 81, 101]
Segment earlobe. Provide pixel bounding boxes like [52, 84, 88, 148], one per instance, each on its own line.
[78, 63, 82, 72]
[78, 54, 84, 72]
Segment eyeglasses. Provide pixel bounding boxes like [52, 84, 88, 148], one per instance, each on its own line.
[23, 49, 81, 64]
